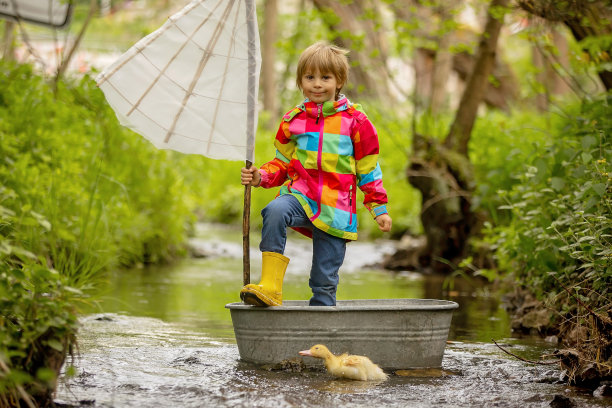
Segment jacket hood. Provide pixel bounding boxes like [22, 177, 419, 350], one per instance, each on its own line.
[283, 95, 366, 123]
[300, 95, 350, 118]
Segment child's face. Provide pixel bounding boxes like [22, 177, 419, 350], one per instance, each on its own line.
[300, 69, 341, 104]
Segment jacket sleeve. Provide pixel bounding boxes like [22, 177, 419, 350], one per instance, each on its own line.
[258, 121, 295, 188]
[353, 118, 389, 218]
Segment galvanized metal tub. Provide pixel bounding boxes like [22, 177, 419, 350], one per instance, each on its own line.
[226, 298, 458, 370]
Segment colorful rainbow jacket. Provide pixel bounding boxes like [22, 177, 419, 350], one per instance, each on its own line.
[258, 96, 388, 241]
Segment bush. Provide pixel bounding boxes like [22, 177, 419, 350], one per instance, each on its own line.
[488, 95, 611, 314]
[0, 61, 201, 405]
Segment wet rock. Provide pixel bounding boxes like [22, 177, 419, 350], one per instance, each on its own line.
[189, 245, 208, 258]
[394, 368, 455, 378]
[515, 309, 551, 332]
[554, 349, 582, 369]
[262, 357, 306, 372]
[73, 370, 95, 387]
[549, 394, 575, 408]
[381, 235, 426, 271]
[118, 383, 147, 391]
[577, 363, 600, 384]
[55, 400, 95, 407]
[565, 325, 589, 345]
[280, 357, 306, 372]
[593, 381, 612, 397]
[504, 288, 556, 335]
[188, 239, 242, 259]
[524, 394, 545, 403]
[172, 355, 202, 366]
[182, 356, 202, 365]
[535, 370, 561, 384]
[545, 335, 559, 345]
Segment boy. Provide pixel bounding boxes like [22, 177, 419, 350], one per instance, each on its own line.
[240, 42, 391, 307]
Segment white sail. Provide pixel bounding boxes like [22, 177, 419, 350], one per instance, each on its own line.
[96, 0, 261, 162]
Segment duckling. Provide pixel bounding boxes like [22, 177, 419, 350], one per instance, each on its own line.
[299, 344, 388, 381]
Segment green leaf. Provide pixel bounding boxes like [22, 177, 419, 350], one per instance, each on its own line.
[63, 286, 83, 295]
[31, 266, 59, 281]
[10, 268, 26, 280]
[583, 196, 600, 210]
[551, 177, 565, 191]
[582, 152, 593, 163]
[30, 211, 51, 231]
[11, 246, 37, 261]
[36, 367, 56, 383]
[65, 365, 77, 378]
[45, 339, 64, 352]
[581, 135, 597, 150]
[473, 268, 499, 282]
[56, 228, 77, 242]
[591, 183, 606, 197]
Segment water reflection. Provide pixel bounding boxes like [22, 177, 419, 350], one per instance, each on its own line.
[95, 256, 511, 344]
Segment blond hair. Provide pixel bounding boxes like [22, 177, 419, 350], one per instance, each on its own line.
[296, 42, 350, 99]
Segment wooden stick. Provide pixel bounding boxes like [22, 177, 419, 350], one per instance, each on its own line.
[492, 339, 559, 365]
[243, 160, 252, 286]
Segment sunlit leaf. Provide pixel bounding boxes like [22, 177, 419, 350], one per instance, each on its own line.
[45, 339, 64, 352]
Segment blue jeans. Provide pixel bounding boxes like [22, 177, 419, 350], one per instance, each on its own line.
[260, 194, 346, 306]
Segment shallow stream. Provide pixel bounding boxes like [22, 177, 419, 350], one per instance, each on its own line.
[55, 225, 609, 407]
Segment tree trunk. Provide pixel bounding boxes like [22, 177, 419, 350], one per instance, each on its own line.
[3, 21, 16, 61]
[392, 1, 517, 113]
[550, 30, 572, 95]
[390, 0, 442, 110]
[451, 50, 518, 112]
[310, 0, 392, 101]
[517, 0, 612, 91]
[402, 134, 478, 273]
[262, 0, 278, 122]
[386, 0, 508, 273]
[444, 0, 508, 155]
[429, 33, 453, 114]
[413, 48, 434, 111]
[532, 42, 550, 111]
[429, 1, 456, 114]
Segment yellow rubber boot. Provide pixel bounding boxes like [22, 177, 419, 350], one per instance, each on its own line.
[240, 252, 289, 307]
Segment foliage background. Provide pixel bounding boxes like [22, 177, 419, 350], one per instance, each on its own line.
[1, 0, 611, 402]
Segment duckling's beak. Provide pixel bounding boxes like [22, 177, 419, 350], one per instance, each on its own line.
[299, 349, 313, 357]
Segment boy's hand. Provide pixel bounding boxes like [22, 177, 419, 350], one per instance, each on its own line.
[241, 165, 261, 187]
[375, 213, 392, 232]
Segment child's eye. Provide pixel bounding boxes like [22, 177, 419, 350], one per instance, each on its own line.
[322, 75, 331, 80]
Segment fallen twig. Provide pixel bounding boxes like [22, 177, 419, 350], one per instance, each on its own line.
[492, 339, 560, 365]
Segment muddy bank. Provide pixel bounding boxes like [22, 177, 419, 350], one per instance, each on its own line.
[505, 287, 612, 390]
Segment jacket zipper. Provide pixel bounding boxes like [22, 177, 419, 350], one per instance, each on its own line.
[348, 184, 353, 226]
[310, 104, 324, 221]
